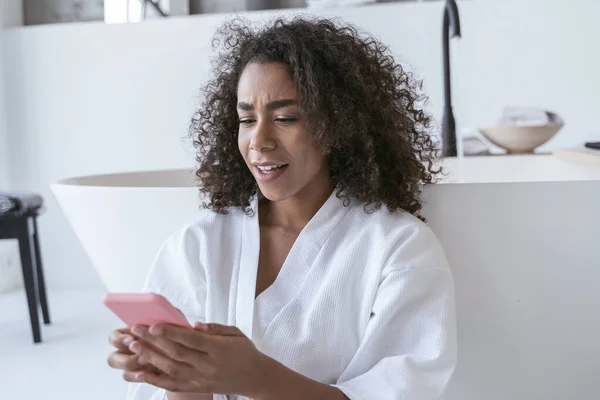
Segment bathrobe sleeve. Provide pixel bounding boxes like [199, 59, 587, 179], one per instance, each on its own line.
[126, 224, 207, 400]
[333, 264, 457, 400]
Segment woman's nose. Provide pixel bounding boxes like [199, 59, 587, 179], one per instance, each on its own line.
[249, 121, 276, 152]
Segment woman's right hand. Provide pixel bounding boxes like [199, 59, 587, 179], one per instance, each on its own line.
[107, 327, 162, 378]
[108, 328, 212, 400]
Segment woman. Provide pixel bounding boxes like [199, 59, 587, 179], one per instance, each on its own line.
[108, 17, 457, 400]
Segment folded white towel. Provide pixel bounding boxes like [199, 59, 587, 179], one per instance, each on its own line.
[462, 135, 491, 156]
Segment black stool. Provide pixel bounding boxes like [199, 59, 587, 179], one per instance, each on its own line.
[0, 209, 51, 343]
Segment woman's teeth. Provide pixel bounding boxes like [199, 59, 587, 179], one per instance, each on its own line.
[257, 165, 284, 173]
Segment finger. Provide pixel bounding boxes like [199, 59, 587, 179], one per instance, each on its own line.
[130, 326, 206, 363]
[140, 324, 213, 353]
[109, 330, 135, 352]
[195, 322, 244, 337]
[135, 371, 200, 393]
[108, 350, 165, 375]
[134, 342, 199, 381]
[123, 371, 144, 383]
[107, 352, 142, 371]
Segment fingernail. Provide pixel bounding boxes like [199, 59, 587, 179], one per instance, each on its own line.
[129, 342, 141, 354]
[131, 326, 144, 337]
[122, 336, 133, 346]
[137, 354, 148, 365]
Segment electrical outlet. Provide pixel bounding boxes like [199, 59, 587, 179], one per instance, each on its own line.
[0, 241, 23, 293]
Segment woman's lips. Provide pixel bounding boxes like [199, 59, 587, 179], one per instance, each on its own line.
[253, 164, 289, 183]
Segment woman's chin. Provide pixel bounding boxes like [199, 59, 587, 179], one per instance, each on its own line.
[257, 186, 293, 203]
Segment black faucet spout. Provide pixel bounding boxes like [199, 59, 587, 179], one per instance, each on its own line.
[442, 0, 461, 157]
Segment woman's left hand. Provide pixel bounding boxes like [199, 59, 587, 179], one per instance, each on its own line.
[125, 322, 267, 397]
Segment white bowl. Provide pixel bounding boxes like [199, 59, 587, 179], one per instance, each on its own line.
[478, 124, 563, 154]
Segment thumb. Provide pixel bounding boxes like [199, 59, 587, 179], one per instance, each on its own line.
[194, 322, 243, 336]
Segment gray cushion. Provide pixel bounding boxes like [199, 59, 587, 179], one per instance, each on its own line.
[0, 191, 44, 217]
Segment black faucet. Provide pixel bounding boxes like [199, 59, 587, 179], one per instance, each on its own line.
[441, 0, 461, 157]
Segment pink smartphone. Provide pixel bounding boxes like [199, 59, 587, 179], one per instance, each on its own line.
[103, 293, 191, 328]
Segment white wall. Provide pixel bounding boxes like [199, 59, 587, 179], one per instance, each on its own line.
[0, 45, 9, 189]
[0, 0, 23, 189]
[0, 0, 22, 28]
[0, 1, 23, 291]
[456, 0, 600, 141]
[2, 0, 600, 289]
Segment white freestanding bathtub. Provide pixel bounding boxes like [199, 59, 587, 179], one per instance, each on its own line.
[52, 155, 600, 400]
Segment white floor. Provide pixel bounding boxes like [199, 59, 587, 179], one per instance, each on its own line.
[0, 288, 129, 399]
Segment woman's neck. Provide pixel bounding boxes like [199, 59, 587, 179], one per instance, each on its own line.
[259, 180, 333, 234]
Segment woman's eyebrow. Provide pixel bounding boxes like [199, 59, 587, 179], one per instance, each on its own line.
[267, 99, 297, 110]
[236, 99, 297, 111]
[237, 101, 253, 111]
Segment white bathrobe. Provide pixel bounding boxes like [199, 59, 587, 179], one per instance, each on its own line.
[127, 191, 457, 400]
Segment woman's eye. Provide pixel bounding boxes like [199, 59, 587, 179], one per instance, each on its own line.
[239, 118, 255, 125]
[275, 117, 298, 124]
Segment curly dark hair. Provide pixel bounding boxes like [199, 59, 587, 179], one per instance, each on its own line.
[190, 16, 441, 217]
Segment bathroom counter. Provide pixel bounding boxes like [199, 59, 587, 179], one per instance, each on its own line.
[439, 153, 600, 184]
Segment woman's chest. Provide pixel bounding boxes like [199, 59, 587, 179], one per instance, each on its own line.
[252, 284, 367, 384]
[255, 226, 297, 298]
[250, 244, 383, 383]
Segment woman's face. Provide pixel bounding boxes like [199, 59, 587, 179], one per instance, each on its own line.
[237, 62, 330, 202]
